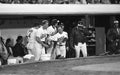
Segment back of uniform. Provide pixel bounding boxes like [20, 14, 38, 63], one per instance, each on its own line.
[27, 27, 38, 43]
[47, 25, 57, 35]
[26, 27, 38, 56]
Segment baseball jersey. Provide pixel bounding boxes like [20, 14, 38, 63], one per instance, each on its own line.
[47, 26, 57, 35]
[36, 26, 48, 41]
[27, 27, 38, 42]
[53, 31, 68, 45]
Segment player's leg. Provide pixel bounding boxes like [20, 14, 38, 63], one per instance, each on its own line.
[56, 45, 61, 59]
[34, 43, 42, 61]
[75, 43, 80, 58]
[60, 46, 66, 58]
[81, 43, 87, 57]
[51, 44, 57, 60]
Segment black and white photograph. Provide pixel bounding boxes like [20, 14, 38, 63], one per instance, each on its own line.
[0, 0, 120, 75]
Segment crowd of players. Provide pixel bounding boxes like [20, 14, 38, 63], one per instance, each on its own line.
[26, 19, 69, 61]
[0, 0, 120, 4]
[26, 19, 91, 61]
[0, 19, 91, 65]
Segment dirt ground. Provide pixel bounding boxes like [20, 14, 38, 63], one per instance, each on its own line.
[0, 55, 120, 75]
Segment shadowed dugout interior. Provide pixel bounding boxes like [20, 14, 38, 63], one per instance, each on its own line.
[0, 15, 120, 57]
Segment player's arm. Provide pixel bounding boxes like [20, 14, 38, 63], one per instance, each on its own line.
[36, 30, 49, 48]
[62, 32, 68, 42]
[36, 36, 49, 48]
[26, 28, 33, 37]
[36, 36, 43, 44]
[51, 29, 58, 36]
[48, 33, 58, 41]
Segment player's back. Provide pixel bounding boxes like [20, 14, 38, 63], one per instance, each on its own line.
[47, 25, 56, 35]
[27, 27, 38, 42]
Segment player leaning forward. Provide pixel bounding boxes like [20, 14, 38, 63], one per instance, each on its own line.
[46, 19, 59, 59]
[35, 20, 49, 61]
[26, 23, 40, 57]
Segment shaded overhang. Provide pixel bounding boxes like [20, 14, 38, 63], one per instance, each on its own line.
[0, 4, 120, 15]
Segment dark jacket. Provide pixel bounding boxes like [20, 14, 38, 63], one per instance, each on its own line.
[13, 43, 28, 57]
[70, 26, 89, 48]
[107, 28, 120, 43]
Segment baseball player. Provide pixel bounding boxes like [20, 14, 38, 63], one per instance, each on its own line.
[26, 23, 40, 56]
[35, 20, 49, 61]
[70, 21, 89, 58]
[46, 19, 59, 59]
[52, 22, 68, 59]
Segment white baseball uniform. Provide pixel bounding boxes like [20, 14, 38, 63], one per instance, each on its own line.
[26, 27, 38, 56]
[75, 42, 87, 58]
[46, 26, 57, 57]
[53, 31, 68, 58]
[35, 26, 48, 61]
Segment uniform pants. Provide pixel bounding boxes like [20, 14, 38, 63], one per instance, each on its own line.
[47, 42, 57, 60]
[75, 42, 87, 58]
[56, 45, 66, 58]
[47, 42, 54, 54]
[34, 42, 45, 61]
[27, 42, 36, 56]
